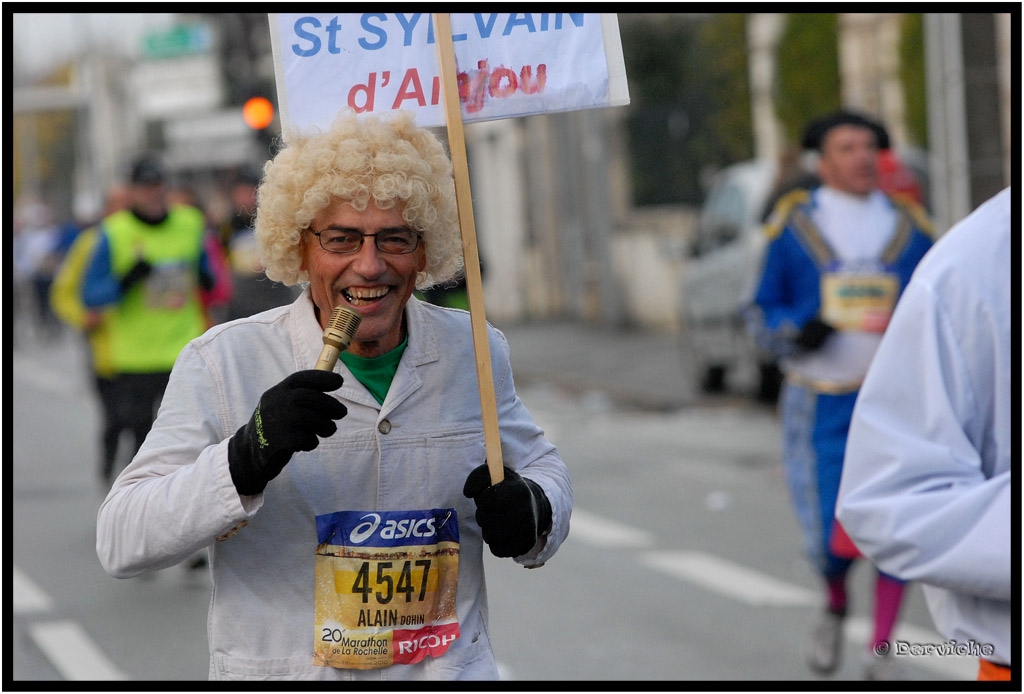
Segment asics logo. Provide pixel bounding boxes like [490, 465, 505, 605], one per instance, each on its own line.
[348, 513, 438, 544]
[349, 514, 381, 544]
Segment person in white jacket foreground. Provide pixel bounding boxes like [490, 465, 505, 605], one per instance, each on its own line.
[96, 110, 572, 681]
[837, 187, 1011, 682]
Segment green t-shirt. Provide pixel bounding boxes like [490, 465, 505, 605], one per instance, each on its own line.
[339, 336, 408, 405]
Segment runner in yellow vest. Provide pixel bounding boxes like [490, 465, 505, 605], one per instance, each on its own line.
[81, 157, 214, 482]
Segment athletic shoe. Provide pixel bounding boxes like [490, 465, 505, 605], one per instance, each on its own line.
[804, 608, 845, 675]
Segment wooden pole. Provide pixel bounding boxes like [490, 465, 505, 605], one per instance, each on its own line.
[433, 13, 504, 485]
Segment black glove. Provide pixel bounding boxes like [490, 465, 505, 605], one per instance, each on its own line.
[227, 370, 347, 495]
[794, 317, 835, 351]
[119, 259, 153, 293]
[463, 464, 553, 558]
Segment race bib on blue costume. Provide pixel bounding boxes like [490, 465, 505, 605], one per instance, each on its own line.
[820, 272, 898, 331]
[313, 508, 460, 669]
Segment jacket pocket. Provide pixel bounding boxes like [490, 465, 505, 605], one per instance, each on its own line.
[422, 623, 499, 680]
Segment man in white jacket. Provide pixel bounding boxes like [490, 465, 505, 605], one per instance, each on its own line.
[96, 111, 572, 681]
[837, 187, 1011, 681]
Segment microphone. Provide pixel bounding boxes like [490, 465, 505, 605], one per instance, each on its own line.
[314, 306, 362, 371]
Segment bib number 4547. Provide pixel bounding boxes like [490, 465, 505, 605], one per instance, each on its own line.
[351, 559, 431, 604]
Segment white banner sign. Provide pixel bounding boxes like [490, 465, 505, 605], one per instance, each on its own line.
[269, 12, 629, 136]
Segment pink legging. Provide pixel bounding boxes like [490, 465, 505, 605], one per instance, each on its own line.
[827, 570, 905, 649]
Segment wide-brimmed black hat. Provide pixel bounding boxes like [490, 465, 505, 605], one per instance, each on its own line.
[801, 110, 890, 152]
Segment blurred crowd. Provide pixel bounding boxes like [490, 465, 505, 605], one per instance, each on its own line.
[15, 157, 306, 579]
[12, 165, 301, 347]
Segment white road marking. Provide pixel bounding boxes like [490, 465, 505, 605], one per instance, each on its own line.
[568, 508, 655, 548]
[28, 621, 130, 681]
[15, 564, 131, 680]
[640, 550, 818, 607]
[13, 565, 55, 613]
[574, 510, 975, 681]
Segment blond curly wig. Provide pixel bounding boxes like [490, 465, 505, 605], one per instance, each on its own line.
[255, 110, 464, 289]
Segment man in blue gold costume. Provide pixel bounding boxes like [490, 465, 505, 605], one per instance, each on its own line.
[746, 110, 934, 680]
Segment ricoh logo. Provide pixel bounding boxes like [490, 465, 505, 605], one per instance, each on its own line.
[397, 632, 457, 655]
[348, 513, 437, 544]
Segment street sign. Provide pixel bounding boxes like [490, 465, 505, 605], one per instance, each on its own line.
[142, 23, 213, 60]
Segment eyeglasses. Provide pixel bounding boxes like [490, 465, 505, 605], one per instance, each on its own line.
[310, 227, 423, 255]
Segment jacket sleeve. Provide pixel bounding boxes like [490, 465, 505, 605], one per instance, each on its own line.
[491, 328, 572, 568]
[96, 341, 257, 577]
[746, 232, 819, 358]
[50, 229, 98, 329]
[81, 232, 124, 308]
[836, 275, 1010, 601]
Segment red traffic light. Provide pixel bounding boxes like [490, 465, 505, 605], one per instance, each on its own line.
[242, 96, 275, 129]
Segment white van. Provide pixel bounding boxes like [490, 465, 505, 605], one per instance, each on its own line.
[679, 158, 782, 402]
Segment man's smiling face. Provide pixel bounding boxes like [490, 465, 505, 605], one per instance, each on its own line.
[302, 198, 425, 358]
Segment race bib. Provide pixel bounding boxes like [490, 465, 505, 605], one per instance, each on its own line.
[144, 261, 192, 309]
[313, 509, 460, 670]
[820, 272, 898, 331]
